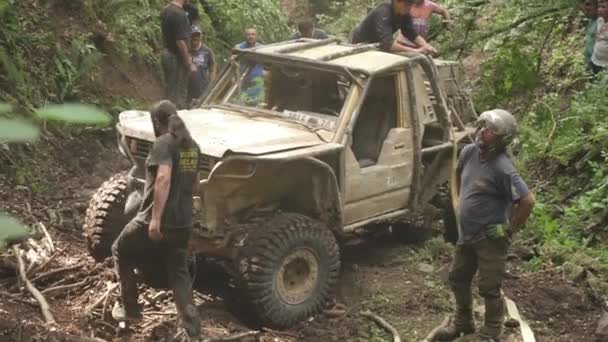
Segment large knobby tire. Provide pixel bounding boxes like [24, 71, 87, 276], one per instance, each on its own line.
[236, 213, 340, 328]
[83, 172, 133, 261]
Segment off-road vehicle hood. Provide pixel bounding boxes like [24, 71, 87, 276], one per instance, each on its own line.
[117, 108, 328, 158]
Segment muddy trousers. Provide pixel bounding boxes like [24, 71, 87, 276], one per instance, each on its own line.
[448, 237, 508, 338]
[111, 219, 200, 337]
[161, 49, 189, 109]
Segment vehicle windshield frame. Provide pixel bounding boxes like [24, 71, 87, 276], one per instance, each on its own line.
[212, 57, 356, 133]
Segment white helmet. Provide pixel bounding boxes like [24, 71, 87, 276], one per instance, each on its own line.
[476, 109, 517, 149]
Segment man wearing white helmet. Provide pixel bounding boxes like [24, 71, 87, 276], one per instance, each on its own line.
[434, 109, 535, 341]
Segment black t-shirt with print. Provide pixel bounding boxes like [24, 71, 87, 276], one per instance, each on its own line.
[136, 133, 200, 230]
[161, 3, 190, 54]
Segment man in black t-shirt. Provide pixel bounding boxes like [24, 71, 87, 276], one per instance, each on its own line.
[351, 0, 437, 54]
[112, 100, 201, 339]
[161, 0, 197, 109]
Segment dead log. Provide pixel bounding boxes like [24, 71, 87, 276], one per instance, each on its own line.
[13, 246, 56, 324]
[361, 310, 401, 342]
[422, 315, 451, 342]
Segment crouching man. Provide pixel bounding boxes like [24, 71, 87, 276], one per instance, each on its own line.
[112, 100, 201, 340]
[434, 109, 535, 341]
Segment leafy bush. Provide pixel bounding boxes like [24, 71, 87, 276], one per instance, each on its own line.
[0, 102, 111, 250]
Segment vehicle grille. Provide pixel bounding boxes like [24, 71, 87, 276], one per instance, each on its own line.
[129, 138, 152, 160]
[127, 137, 215, 172]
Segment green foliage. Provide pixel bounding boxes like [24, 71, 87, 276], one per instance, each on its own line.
[368, 324, 391, 342]
[317, 0, 379, 39]
[476, 37, 540, 110]
[202, 0, 289, 45]
[0, 215, 29, 251]
[0, 119, 39, 142]
[37, 104, 111, 125]
[53, 36, 102, 102]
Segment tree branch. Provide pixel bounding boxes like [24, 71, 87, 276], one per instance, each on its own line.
[448, 5, 570, 52]
[13, 246, 56, 324]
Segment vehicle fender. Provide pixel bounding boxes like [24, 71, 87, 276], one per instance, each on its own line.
[202, 155, 343, 234]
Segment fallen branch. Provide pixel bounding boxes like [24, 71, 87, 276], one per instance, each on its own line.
[0, 291, 39, 307]
[31, 262, 84, 283]
[361, 310, 401, 342]
[41, 279, 89, 295]
[27, 250, 60, 277]
[204, 331, 260, 342]
[422, 315, 452, 342]
[86, 283, 119, 314]
[36, 222, 55, 253]
[13, 246, 56, 324]
[261, 327, 302, 339]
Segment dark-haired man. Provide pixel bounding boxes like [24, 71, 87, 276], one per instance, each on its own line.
[351, 0, 437, 54]
[112, 100, 201, 340]
[289, 19, 329, 40]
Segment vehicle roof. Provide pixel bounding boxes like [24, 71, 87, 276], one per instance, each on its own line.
[233, 39, 456, 75]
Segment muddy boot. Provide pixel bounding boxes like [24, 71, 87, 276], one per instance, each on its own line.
[434, 287, 475, 340]
[478, 296, 504, 341]
[181, 304, 201, 340]
[433, 320, 475, 341]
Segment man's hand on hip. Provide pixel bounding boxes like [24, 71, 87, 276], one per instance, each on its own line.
[148, 219, 163, 241]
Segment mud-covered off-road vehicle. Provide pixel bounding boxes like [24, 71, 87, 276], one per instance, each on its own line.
[84, 39, 476, 328]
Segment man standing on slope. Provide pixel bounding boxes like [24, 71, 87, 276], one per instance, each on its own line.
[161, 0, 197, 109]
[434, 110, 535, 341]
[350, 0, 437, 54]
[112, 101, 201, 340]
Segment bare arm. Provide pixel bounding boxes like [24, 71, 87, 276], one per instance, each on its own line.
[210, 64, 217, 82]
[389, 40, 422, 53]
[435, 6, 453, 30]
[510, 192, 535, 231]
[176, 40, 195, 72]
[414, 36, 437, 54]
[152, 165, 172, 222]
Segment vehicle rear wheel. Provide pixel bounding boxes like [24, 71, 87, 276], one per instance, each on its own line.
[83, 172, 134, 261]
[235, 213, 340, 328]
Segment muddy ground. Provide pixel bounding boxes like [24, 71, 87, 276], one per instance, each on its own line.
[0, 136, 603, 342]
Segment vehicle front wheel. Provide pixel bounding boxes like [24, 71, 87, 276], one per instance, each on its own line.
[83, 172, 134, 261]
[236, 213, 340, 328]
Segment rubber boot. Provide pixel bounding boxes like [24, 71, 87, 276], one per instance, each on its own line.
[433, 287, 475, 340]
[478, 296, 504, 341]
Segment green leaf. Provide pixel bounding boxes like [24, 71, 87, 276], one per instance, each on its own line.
[0, 214, 29, 251]
[0, 119, 39, 142]
[0, 102, 12, 114]
[36, 104, 112, 125]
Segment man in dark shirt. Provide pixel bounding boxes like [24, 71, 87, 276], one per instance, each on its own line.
[289, 19, 330, 40]
[188, 26, 216, 106]
[434, 109, 535, 341]
[161, 0, 197, 109]
[112, 100, 201, 340]
[351, 0, 437, 54]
